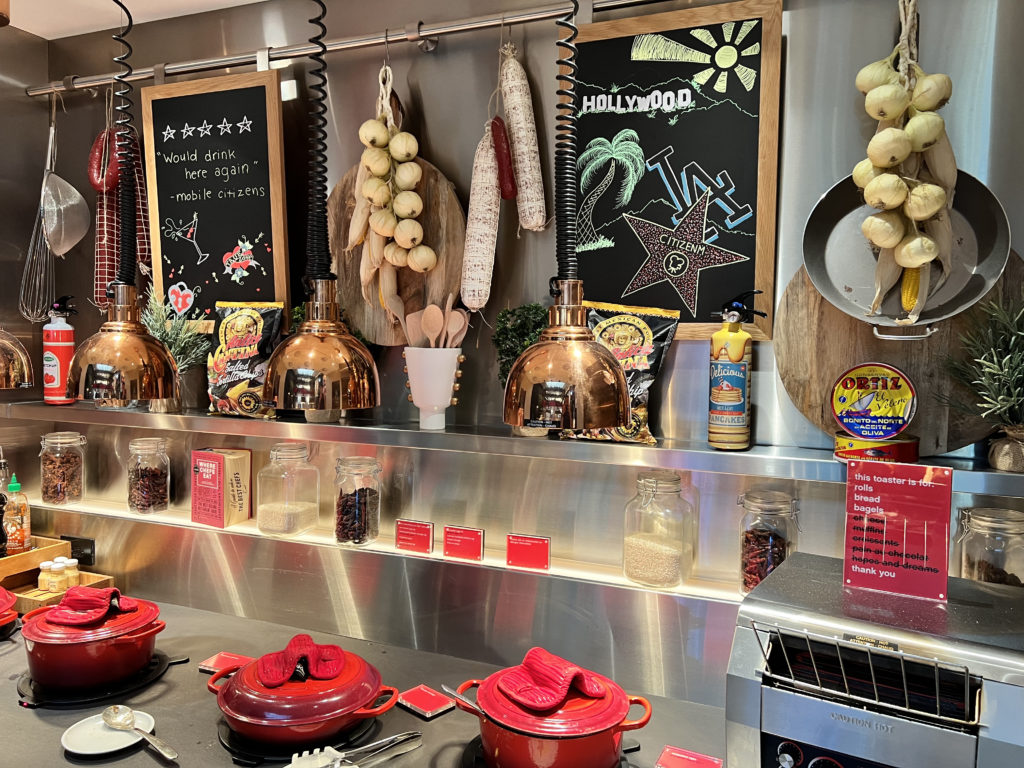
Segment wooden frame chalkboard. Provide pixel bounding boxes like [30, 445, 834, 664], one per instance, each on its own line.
[575, 0, 781, 340]
[141, 71, 288, 331]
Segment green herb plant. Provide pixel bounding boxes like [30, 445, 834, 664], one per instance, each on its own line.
[493, 303, 547, 386]
[946, 298, 1024, 427]
[141, 289, 212, 370]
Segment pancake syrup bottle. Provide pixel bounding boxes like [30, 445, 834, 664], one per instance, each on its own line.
[708, 291, 764, 451]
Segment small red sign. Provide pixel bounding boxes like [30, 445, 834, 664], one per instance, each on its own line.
[656, 745, 723, 768]
[395, 519, 434, 554]
[844, 460, 951, 601]
[506, 534, 551, 570]
[443, 525, 485, 561]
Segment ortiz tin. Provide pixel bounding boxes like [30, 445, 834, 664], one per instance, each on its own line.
[831, 363, 917, 441]
[833, 432, 920, 463]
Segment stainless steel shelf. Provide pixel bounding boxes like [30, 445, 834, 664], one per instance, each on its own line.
[5, 400, 1021, 494]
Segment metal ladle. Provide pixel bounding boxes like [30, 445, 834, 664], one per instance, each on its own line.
[102, 704, 178, 760]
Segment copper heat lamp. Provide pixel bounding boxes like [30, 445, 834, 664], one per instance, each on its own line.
[262, 0, 379, 420]
[66, 2, 177, 407]
[503, 2, 629, 430]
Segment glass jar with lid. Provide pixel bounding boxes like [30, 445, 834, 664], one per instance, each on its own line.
[957, 507, 1024, 587]
[127, 437, 170, 514]
[739, 489, 799, 594]
[257, 443, 319, 536]
[40, 431, 86, 505]
[334, 457, 382, 546]
[623, 469, 695, 588]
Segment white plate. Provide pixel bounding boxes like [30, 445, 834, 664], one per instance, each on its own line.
[61, 711, 156, 756]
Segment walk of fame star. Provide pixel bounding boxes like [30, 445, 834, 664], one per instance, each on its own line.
[622, 190, 747, 316]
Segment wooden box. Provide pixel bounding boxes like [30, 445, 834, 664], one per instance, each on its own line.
[0, 536, 72, 586]
[8, 571, 115, 615]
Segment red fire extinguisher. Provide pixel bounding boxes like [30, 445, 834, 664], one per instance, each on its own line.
[42, 295, 77, 405]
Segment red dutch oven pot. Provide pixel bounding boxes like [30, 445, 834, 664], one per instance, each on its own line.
[455, 668, 652, 768]
[208, 651, 400, 745]
[0, 587, 17, 630]
[21, 598, 164, 688]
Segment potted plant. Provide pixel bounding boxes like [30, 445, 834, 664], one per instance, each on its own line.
[141, 289, 212, 413]
[493, 303, 548, 437]
[946, 298, 1024, 471]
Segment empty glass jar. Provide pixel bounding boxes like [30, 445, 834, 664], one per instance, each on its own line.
[127, 437, 170, 514]
[957, 507, 1024, 587]
[623, 469, 695, 588]
[257, 443, 319, 536]
[334, 457, 382, 546]
[739, 490, 799, 594]
[40, 431, 86, 505]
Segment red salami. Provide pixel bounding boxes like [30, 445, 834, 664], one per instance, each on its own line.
[490, 116, 518, 200]
[91, 128, 152, 309]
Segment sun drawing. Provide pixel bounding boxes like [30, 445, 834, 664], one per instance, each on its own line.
[630, 19, 761, 94]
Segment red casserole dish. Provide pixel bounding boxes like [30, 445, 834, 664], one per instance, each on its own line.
[0, 587, 16, 630]
[455, 651, 652, 768]
[21, 597, 164, 688]
[208, 647, 399, 745]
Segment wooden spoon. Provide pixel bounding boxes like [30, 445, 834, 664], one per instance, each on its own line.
[444, 309, 467, 349]
[421, 304, 445, 349]
[385, 294, 410, 343]
[441, 292, 455, 347]
[449, 309, 471, 347]
[405, 310, 426, 347]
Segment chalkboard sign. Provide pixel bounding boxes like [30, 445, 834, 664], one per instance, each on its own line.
[141, 71, 288, 329]
[576, 0, 781, 340]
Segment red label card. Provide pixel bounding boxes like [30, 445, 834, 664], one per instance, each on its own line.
[506, 534, 551, 570]
[844, 461, 952, 601]
[443, 526, 484, 561]
[656, 746, 723, 768]
[395, 519, 434, 554]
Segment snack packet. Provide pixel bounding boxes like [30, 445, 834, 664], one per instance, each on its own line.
[207, 302, 284, 417]
[561, 301, 680, 445]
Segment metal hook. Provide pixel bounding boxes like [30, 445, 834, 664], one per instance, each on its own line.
[383, 28, 391, 67]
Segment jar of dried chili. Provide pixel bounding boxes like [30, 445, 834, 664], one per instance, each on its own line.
[739, 490, 798, 594]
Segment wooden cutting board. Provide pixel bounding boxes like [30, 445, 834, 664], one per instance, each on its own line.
[327, 158, 465, 346]
[775, 255, 1023, 456]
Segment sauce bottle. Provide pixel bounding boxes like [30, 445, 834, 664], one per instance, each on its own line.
[708, 291, 765, 451]
[42, 295, 77, 406]
[3, 475, 30, 555]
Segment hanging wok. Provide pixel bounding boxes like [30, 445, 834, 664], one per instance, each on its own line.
[802, 171, 1010, 331]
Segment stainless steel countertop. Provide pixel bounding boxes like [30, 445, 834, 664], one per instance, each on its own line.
[0, 602, 726, 766]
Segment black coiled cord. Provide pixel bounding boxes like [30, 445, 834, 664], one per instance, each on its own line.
[304, 0, 334, 284]
[553, 0, 580, 286]
[111, 0, 136, 289]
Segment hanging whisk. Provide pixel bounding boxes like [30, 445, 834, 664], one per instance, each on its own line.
[19, 99, 57, 323]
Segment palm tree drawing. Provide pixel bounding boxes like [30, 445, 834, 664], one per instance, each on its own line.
[576, 129, 646, 251]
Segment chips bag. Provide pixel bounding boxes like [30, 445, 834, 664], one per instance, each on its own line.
[207, 302, 284, 417]
[561, 301, 680, 445]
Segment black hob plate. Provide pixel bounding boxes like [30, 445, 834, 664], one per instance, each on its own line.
[460, 736, 640, 767]
[0, 618, 20, 641]
[217, 716, 380, 767]
[17, 650, 189, 709]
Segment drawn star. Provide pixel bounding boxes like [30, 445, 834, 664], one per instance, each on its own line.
[180, 122, 196, 138]
[197, 120, 212, 137]
[162, 125, 176, 141]
[217, 118, 232, 135]
[236, 115, 253, 133]
[622, 189, 748, 316]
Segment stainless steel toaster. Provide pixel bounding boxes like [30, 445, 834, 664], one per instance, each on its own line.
[726, 553, 1024, 767]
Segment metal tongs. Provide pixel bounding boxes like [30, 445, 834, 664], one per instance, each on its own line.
[288, 731, 422, 768]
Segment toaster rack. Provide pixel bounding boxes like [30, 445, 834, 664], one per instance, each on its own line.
[750, 621, 982, 728]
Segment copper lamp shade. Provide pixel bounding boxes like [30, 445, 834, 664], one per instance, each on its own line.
[503, 280, 629, 429]
[66, 284, 177, 408]
[263, 278, 379, 415]
[0, 328, 32, 389]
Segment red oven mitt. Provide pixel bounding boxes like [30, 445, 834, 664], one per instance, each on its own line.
[256, 634, 346, 688]
[0, 587, 15, 615]
[497, 647, 606, 710]
[45, 587, 139, 626]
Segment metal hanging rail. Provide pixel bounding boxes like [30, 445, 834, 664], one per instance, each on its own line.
[26, 0, 661, 97]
